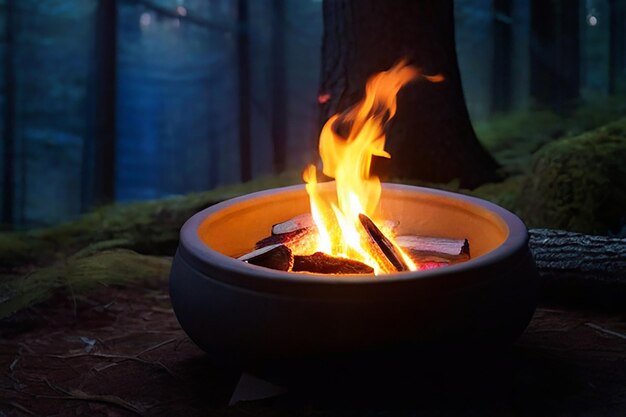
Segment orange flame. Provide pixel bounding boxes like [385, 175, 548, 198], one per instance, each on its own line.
[303, 61, 442, 274]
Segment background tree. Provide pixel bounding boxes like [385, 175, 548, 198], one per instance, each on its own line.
[530, 0, 580, 111]
[237, 0, 252, 182]
[609, 0, 626, 94]
[271, 0, 287, 174]
[492, 0, 513, 113]
[82, 0, 117, 210]
[2, 0, 15, 225]
[319, 0, 500, 188]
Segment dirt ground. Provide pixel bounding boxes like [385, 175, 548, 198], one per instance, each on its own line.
[1, 280, 625, 417]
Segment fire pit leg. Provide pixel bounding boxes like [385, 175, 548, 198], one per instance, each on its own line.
[228, 372, 287, 406]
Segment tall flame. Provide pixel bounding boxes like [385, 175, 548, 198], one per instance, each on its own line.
[303, 61, 439, 274]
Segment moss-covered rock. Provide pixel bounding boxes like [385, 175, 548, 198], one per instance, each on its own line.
[475, 96, 626, 175]
[517, 118, 626, 235]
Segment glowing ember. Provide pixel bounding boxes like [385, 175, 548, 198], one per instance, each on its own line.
[301, 61, 443, 275]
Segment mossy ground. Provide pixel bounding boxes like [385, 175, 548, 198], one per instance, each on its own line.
[2, 100, 625, 318]
[0, 173, 300, 318]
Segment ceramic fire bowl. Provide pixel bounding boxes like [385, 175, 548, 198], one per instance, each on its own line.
[169, 183, 539, 375]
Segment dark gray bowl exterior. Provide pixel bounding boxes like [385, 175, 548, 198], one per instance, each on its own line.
[169, 184, 539, 372]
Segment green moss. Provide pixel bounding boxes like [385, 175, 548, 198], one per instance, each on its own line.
[0, 173, 301, 318]
[517, 118, 626, 234]
[0, 250, 171, 319]
[470, 175, 526, 213]
[474, 96, 626, 175]
[474, 110, 565, 174]
[0, 172, 300, 269]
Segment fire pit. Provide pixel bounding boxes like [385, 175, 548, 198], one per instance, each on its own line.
[170, 184, 538, 370]
[169, 62, 539, 380]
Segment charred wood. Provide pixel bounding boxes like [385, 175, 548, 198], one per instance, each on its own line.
[293, 252, 374, 275]
[359, 213, 410, 272]
[238, 244, 293, 271]
[255, 228, 312, 250]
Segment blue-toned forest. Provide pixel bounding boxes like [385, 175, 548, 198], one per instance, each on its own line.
[1, 0, 624, 228]
[1, 1, 626, 416]
[1, 0, 322, 226]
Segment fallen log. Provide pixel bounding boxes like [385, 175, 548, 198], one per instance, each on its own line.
[292, 252, 374, 275]
[529, 229, 626, 308]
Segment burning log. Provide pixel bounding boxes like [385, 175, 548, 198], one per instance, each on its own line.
[272, 213, 314, 235]
[254, 228, 312, 249]
[358, 213, 410, 273]
[238, 244, 293, 271]
[395, 235, 470, 264]
[293, 252, 374, 275]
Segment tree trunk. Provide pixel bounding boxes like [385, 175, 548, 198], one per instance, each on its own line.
[530, 0, 580, 112]
[2, 0, 16, 225]
[319, 0, 499, 189]
[270, 0, 287, 174]
[81, 0, 117, 210]
[237, 0, 252, 182]
[608, 0, 626, 94]
[492, 0, 513, 113]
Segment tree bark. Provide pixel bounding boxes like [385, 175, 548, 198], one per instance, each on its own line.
[608, 0, 626, 94]
[237, 0, 252, 182]
[2, 0, 16, 225]
[529, 229, 626, 308]
[492, 0, 513, 112]
[270, 0, 287, 174]
[319, 0, 499, 188]
[530, 0, 580, 112]
[81, 0, 117, 210]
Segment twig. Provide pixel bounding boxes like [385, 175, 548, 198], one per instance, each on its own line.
[43, 352, 159, 367]
[41, 352, 180, 380]
[585, 323, 626, 341]
[93, 362, 118, 373]
[136, 337, 178, 357]
[36, 393, 144, 416]
[9, 357, 19, 371]
[17, 343, 35, 354]
[0, 400, 37, 416]
[103, 330, 178, 343]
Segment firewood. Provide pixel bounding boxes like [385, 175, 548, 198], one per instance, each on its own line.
[272, 213, 314, 235]
[395, 235, 470, 263]
[358, 213, 410, 272]
[255, 228, 311, 250]
[238, 244, 293, 271]
[293, 252, 374, 274]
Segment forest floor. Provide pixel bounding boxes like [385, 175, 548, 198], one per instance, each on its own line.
[1, 277, 625, 417]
